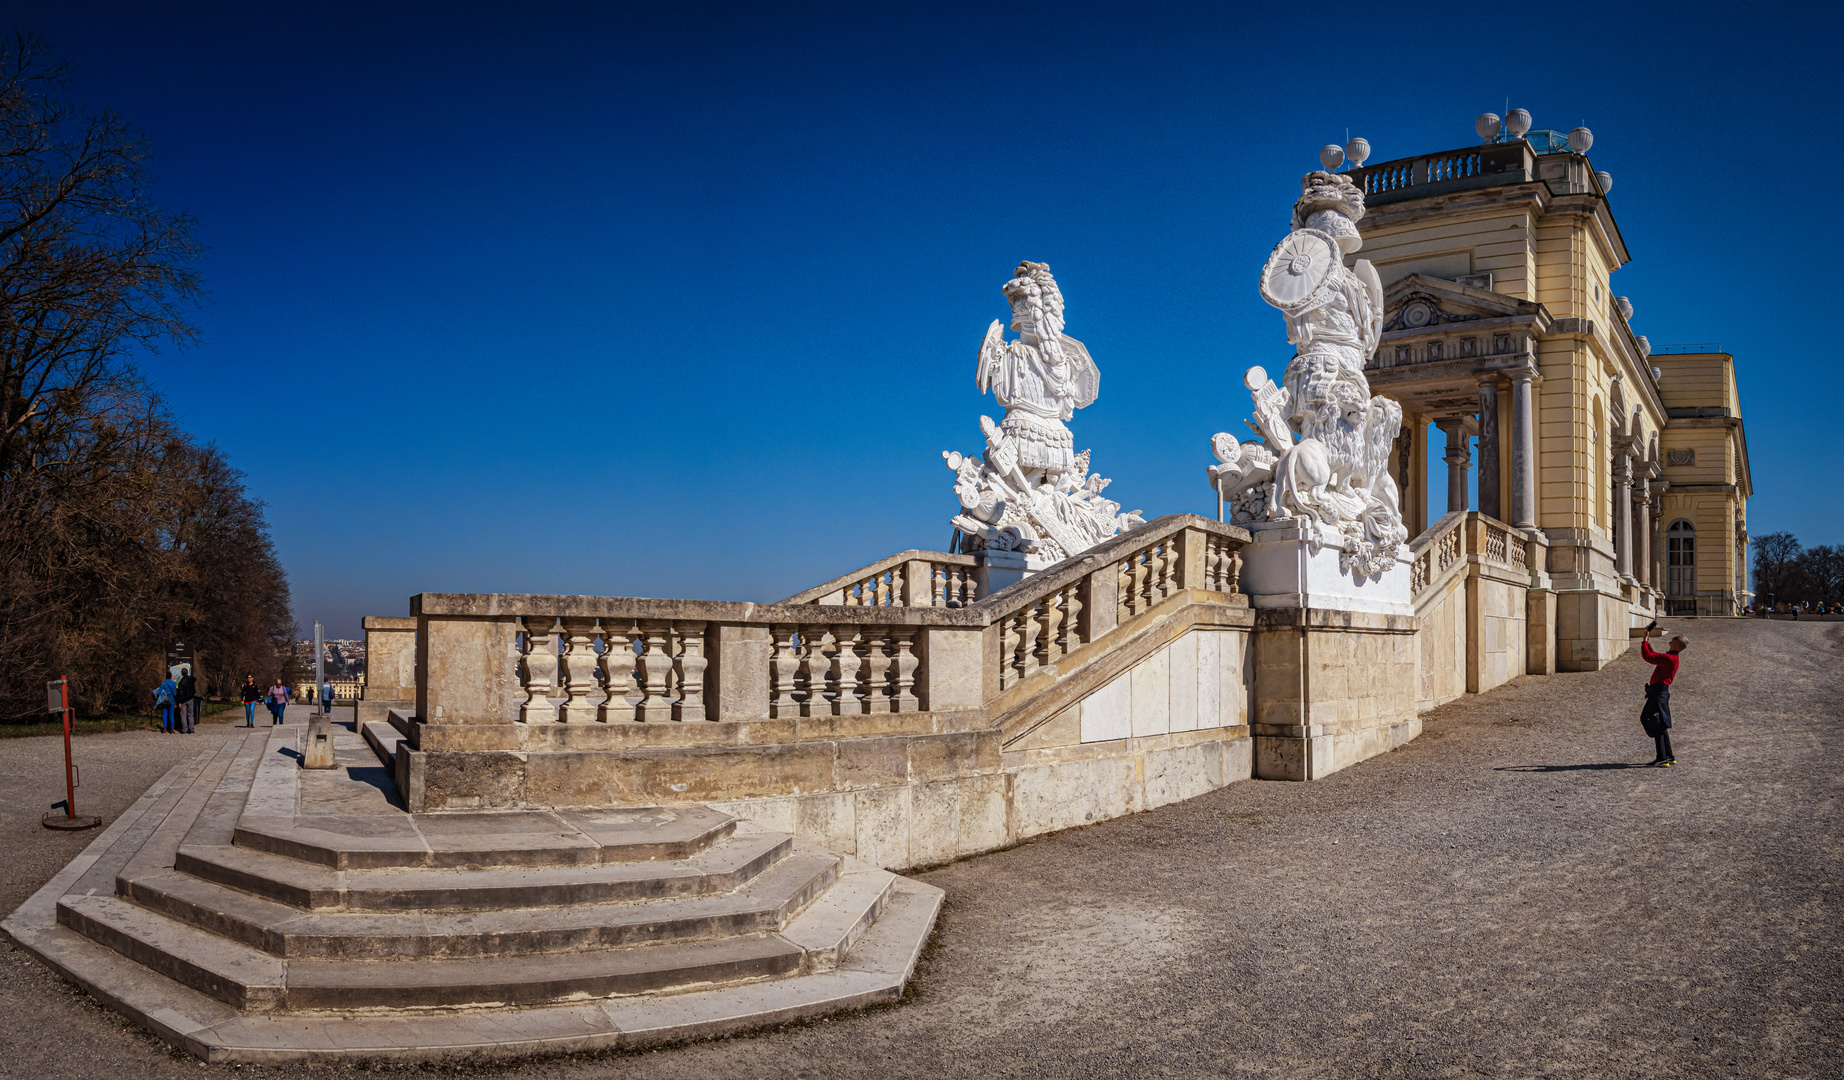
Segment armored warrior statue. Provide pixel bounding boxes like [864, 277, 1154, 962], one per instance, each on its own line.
[945, 262, 1143, 565]
[1208, 171, 1408, 578]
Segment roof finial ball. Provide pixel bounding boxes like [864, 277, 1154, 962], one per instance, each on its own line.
[1568, 126, 1594, 153]
[1505, 108, 1532, 139]
[1319, 144, 1345, 171]
[1475, 113, 1501, 143]
[1344, 138, 1370, 168]
[1596, 170, 1614, 194]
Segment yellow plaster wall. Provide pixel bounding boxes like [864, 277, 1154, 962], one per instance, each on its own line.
[1359, 211, 1534, 297]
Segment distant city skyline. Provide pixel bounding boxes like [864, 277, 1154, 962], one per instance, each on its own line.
[11, 1, 1838, 639]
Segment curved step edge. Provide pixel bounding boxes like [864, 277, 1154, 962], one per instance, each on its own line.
[10, 873, 942, 1063]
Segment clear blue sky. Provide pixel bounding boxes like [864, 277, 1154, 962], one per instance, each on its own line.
[14, 1, 1839, 638]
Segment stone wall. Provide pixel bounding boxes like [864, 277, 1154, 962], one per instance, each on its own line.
[1252, 608, 1420, 780]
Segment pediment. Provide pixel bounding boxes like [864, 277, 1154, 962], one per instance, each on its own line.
[1380, 273, 1547, 333]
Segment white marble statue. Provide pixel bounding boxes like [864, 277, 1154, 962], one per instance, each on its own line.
[944, 261, 1143, 565]
[1209, 171, 1408, 578]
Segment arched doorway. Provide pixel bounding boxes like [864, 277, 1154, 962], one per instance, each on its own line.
[1666, 519, 1696, 601]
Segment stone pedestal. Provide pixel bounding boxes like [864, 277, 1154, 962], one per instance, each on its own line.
[1241, 532, 1419, 781]
[1238, 526, 1413, 616]
[972, 549, 1030, 596]
[304, 713, 337, 769]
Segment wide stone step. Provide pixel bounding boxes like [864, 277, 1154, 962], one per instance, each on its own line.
[58, 892, 807, 1012]
[361, 720, 401, 772]
[232, 804, 736, 870]
[173, 826, 793, 911]
[7, 743, 944, 1062]
[117, 848, 843, 958]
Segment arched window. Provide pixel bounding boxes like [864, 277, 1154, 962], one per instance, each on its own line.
[1666, 519, 1696, 597]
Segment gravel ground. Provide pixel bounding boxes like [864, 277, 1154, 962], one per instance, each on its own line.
[1, 619, 1837, 1079]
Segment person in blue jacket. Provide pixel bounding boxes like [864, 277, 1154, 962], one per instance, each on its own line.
[153, 674, 177, 732]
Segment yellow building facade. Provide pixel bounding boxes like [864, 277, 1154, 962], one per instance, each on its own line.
[1345, 136, 1750, 667]
[1652, 347, 1752, 613]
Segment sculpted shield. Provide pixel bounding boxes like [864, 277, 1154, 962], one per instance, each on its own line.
[1259, 229, 1340, 311]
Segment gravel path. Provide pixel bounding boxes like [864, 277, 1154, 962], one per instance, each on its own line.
[1, 620, 1837, 1078]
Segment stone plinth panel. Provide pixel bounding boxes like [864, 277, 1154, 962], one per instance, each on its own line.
[361, 616, 417, 702]
[1251, 607, 1419, 781]
[1240, 528, 1413, 616]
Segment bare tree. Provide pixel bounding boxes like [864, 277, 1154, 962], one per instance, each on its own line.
[1751, 532, 1801, 606]
[0, 30, 201, 481]
[0, 33, 291, 720]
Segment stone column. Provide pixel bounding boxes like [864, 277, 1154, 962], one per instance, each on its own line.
[1633, 479, 1652, 589]
[1408, 416, 1429, 538]
[1613, 456, 1633, 581]
[1477, 380, 1501, 521]
[1437, 419, 1471, 514]
[1510, 374, 1537, 529]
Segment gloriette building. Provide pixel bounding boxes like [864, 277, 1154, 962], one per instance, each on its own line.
[1344, 125, 1752, 664]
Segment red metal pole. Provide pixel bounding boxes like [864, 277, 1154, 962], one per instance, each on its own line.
[60, 677, 76, 819]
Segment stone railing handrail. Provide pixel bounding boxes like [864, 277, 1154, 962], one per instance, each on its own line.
[410, 514, 1250, 728]
[1410, 511, 1535, 602]
[414, 515, 1249, 631]
[1408, 511, 1467, 600]
[778, 549, 980, 608]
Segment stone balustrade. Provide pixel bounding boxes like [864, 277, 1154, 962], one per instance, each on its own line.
[1409, 510, 1551, 710]
[410, 515, 1251, 742]
[778, 550, 982, 608]
[768, 625, 921, 718]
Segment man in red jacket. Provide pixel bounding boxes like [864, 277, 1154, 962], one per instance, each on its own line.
[1640, 623, 1687, 766]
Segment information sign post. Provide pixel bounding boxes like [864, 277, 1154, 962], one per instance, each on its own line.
[42, 676, 102, 830]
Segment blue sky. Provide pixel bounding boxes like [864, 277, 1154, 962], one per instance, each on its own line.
[13, 1, 1839, 638]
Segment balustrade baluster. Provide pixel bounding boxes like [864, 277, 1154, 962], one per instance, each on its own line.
[831, 625, 865, 714]
[769, 626, 802, 719]
[1038, 591, 1064, 667]
[931, 566, 948, 607]
[800, 624, 835, 716]
[598, 621, 638, 722]
[1061, 583, 1084, 652]
[557, 617, 601, 723]
[635, 620, 674, 722]
[862, 632, 893, 713]
[672, 621, 708, 721]
[892, 629, 920, 712]
[520, 617, 559, 724]
[1016, 603, 1041, 684]
[1000, 613, 1022, 690]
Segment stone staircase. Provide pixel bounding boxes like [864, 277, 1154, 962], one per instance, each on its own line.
[3, 724, 941, 1063]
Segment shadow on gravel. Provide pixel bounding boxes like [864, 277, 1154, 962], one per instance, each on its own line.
[1495, 763, 1654, 772]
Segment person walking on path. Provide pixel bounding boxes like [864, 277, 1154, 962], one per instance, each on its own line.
[266, 679, 289, 725]
[154, 674, 177, 733]
[174, 666, 197, 734]
[1640, 623, 1687, 766]
[321, 679, 334, 714]
[239, 676, 263, 727]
